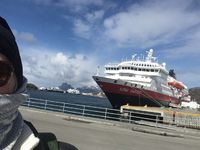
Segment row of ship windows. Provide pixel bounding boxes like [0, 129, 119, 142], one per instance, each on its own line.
[106, 67, 159, 72]
[134, 63, 157, 67]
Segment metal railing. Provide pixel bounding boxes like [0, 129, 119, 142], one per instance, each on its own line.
[22, 97, 200, 129]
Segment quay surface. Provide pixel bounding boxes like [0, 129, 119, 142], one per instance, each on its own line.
[20, 107, 200, 150]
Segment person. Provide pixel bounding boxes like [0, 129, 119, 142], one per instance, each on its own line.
[0, 17, 78, 150]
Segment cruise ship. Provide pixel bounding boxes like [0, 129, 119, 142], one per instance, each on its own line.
[93, 49, 191, 109]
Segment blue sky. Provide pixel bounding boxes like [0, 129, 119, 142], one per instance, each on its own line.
[1, 0, 200, 88]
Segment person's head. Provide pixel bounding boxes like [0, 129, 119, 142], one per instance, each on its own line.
[0, 17, 23, 94]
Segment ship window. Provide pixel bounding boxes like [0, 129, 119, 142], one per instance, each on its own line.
[131, 67, 134, 70]
[134, 68, 137, 71]
[146, 69, 149, 72]
[125, 67, 127, 69]
[122, 67, 124, 69]
[138, 68, 141, 71]
[124, 82, 127, 85]
[142, 69, 145, 71]
[151, 69, 154, 72]
[114, 80, 117, 83]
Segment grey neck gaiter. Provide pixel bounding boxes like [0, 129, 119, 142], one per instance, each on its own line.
[0, 93, 27, 149]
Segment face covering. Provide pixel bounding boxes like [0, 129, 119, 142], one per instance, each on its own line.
[0, 79, 27, 149]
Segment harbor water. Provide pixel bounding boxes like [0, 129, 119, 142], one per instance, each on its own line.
[27, 90, 112, 108]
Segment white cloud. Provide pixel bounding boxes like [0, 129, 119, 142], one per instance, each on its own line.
[21, 47, 98, 88]
[72, 9, 105, 39]
[59, 0, 103, 6]
[13, 29, 37, 43]
[26, 0, 103, 8]
[19, 32, 37, 42]
[103, 0, 200, 49]
[85, 10, 105, 23]
[73, 19, 91, 39]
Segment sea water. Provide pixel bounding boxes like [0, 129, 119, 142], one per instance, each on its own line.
[27, 90, 112, 108]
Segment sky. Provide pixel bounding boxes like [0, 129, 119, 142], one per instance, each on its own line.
[0, 0, 200, 88]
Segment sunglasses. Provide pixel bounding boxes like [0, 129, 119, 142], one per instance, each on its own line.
[0, 61, 14, 87]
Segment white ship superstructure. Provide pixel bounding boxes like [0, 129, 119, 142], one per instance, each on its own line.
[93, 49, 191, 108]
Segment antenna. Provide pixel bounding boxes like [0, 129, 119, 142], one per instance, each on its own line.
[132, 54, 137, 60]
[96, 66, 100, 76]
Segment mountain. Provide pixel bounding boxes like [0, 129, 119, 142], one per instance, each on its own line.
[189, 87, 200, 104]
[59, 83, 74, 91]
[77, 86, 101, 94]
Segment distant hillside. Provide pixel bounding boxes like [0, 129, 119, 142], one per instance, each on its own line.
[59, 83, 74, 91]
[189, 87, 200, 104]
[77, 86, 101, 94]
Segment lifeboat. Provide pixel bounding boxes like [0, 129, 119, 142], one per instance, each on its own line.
[168, 81, 185, 90]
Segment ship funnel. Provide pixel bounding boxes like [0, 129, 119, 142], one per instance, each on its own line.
[169, 69, 176, 79]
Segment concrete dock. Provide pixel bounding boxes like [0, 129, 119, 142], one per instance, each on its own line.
[120, 105, 200, 128]
[20, 107, 200, 150]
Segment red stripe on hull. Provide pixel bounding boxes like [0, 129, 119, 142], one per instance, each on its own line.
[97, 81, 180, 105]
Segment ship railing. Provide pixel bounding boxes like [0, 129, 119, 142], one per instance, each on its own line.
[22, 97, 200, 130]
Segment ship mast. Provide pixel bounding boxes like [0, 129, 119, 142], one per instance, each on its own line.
[146, 49, 155, 62]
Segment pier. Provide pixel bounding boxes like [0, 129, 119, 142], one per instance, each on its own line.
[120, 104, 200, 128]
[20, 107, 200, 150]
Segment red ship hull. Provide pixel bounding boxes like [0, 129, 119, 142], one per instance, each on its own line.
[94, 77, 180, 109]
